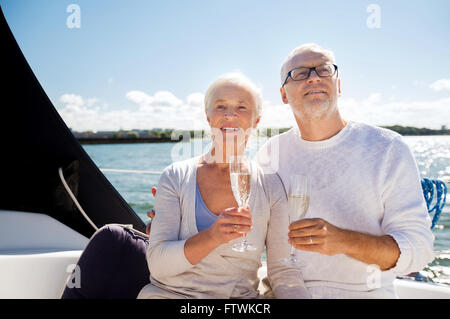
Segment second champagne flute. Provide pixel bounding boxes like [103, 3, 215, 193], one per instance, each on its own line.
[281, 174, 310, 267]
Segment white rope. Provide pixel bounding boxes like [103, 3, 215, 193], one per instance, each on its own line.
[58, 167, 99, 232]
[58, 167, 150, 238]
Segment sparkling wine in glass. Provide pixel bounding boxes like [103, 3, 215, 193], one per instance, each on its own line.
[281, 175, 310, 267]
[230, 156, 256, 252]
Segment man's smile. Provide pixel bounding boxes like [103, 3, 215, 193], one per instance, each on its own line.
[304, 90, 327, 96]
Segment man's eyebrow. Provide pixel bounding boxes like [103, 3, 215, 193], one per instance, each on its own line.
[292, 63, 328, 69]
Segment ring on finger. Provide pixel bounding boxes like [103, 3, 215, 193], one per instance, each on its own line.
[309, 236, 313, 244]
[233, 224, 238, 232]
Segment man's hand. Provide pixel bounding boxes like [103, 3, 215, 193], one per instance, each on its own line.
[145, 187, 157, 235]
[288, 218, 348, 256]
[288, 217, 400, 270]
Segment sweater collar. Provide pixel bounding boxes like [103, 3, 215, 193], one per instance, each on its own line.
[293, 120, 354, 150]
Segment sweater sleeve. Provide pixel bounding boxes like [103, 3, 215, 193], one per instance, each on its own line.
[146, 165, 194, 278]
[381, 136, 435, 275]
[264, 173, 311, 299]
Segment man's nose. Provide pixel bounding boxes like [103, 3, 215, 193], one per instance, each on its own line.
[307, 69, 321, 83]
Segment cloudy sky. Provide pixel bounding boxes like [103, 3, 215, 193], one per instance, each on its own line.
[2, 0, 450, 131]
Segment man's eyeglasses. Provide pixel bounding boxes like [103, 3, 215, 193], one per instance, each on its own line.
[282, 64, 338, 86]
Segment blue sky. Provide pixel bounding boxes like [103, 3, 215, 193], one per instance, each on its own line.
[1, 0, 450, 130]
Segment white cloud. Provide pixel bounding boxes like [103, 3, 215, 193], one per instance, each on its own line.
[430, 79, 450, 92]
[413, 80, 426, 88]
[125, 90, 154, 106]
[60, 93, 84, 106]
[57, 91, 450, 132]
[86, 98, 99, 107]
[364, 93, 381, 105]
[152, 91, 183, 107]
[125, 90, 183, 109]
[58, 91, 209, 131]
[339, 94, 450, 129]
[258, 100, 296, 129]
[260, 92, 450, 130]
[187, 93, 205, 107]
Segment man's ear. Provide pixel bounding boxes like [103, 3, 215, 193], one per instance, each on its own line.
[280, 87, 289, 104]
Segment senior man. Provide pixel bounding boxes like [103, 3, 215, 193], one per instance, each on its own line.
[256, 43, 434, 298]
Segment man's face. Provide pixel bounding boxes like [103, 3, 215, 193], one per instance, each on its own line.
[280, 50, 340, 120]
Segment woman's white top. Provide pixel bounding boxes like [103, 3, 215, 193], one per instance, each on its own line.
[138, 156, 309, 299]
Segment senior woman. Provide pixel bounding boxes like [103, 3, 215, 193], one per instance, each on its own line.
[137, 73, 309, 299]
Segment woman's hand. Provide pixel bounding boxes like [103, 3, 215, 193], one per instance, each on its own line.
[184, 205, 253, 265]
[206, 206, 253, 246]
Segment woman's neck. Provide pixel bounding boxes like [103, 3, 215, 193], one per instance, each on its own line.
[204, 144, 246, 168]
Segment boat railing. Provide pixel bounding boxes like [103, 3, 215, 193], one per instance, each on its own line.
[100, 168, 162, 175]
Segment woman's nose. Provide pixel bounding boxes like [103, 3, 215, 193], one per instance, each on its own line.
[224, 107, 236, 118]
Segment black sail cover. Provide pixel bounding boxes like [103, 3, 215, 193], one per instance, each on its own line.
[0, 7, 146, 238]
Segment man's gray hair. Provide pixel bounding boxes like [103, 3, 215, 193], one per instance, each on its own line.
[280, 43, 336, 85]
[204, 72, 262, 117]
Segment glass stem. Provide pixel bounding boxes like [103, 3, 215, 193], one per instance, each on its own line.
[241, 204, 248, 245]
[290, 245, 295, 258]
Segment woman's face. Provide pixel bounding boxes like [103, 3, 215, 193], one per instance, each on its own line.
[205, 83, 260, 145]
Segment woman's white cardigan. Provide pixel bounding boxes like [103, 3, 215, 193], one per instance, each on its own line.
[138, 156, 309, 299]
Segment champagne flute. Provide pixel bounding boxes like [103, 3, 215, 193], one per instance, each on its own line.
[229, 155, 256, 252]
[281, 175, 310, 267]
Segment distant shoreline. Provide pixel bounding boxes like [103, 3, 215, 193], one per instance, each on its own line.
[77, 134, 450, 145]
[75, 125, 450, 145]
[77, 137, 180, 145]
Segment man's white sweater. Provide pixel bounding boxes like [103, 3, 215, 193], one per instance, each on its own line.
[256, 120, 435, 298]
